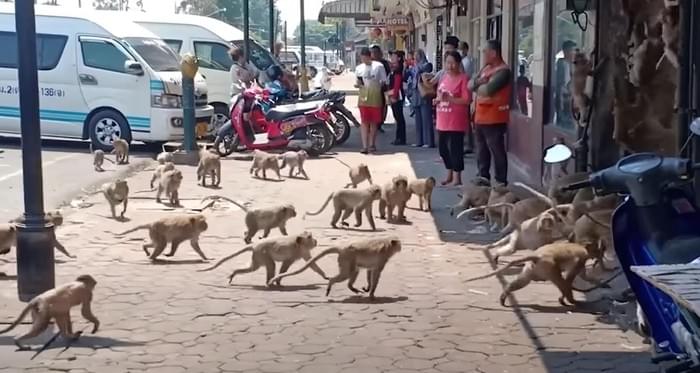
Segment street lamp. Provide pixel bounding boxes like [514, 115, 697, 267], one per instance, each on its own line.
[243, 0, 250, 63]
[14, 0, 56, 301]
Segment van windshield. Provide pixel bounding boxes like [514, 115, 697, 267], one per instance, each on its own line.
[123, 37, 181, 72]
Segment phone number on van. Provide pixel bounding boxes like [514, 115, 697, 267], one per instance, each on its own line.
[1, 85, 66, 97]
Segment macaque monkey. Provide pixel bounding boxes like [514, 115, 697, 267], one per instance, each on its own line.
[304, 185, 382, 231]
[0, 211, 74, 258]
[150, 162, 176, 189]
[111, 138, 129, 165]
[465, 209, 566, 263]
[157, 151, 174, 165]
[568, 209, 614, 270]
[485, 184, 519, 231]
[101, 179, 129, 220]
[659, 4, 679, 69]
[613, 96, 675, 155]
[458, 197, 550, 235]
[118, 214, 210, 261]
[378, 175, 411, 222]
[464, 241, 608, 307]
[408, 177, 436, 212]
[0, 274, 99, 350]
[250, 149, 281, 180]
[92, 149, 115, 172]
[547, 172, 590, 205]
[267, 237, 402, 300]
[571, 50, 593, 119]
[197, 231, 327, 285]
[450, 177, 491, 216]
[201, 196, 296, 244]
[197, 149, 222, 187]
[334, 159, 373, 188]
[156, 169, 183, 206]
[279, 150, 309, 179]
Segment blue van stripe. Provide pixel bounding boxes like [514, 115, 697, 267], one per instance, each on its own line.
[0, 106, 150, 128]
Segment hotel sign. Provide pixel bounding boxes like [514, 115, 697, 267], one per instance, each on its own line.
[385, 16, 412, 31]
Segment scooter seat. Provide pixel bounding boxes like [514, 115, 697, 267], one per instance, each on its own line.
[265, 102, 320, 122]
[300, 89, 324, 99]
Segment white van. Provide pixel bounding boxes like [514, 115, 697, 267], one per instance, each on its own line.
[0, 5, 214, 150]
[124, 13, 279, 127]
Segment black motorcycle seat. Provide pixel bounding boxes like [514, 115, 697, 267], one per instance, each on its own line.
[266, 102, 321, 122]
[300, 89, 324, 99]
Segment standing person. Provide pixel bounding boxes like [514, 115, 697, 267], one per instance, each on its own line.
[431, 36, 460, 84]
[370, 45, 391, 133]
[554, 40, 577, 128]
[355, 47, 387, 154]
[409, 49, 435, 148]
[459, 41, 476, 154]
[389, 52, 407, 145]
[229, 47, 259, 97]
[435, 51, 472, 186]
[516, 64, 532, 115]
[469, 40, 513, 186]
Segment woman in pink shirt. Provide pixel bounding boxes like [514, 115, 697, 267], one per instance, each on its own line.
[435, 51, 472, 186]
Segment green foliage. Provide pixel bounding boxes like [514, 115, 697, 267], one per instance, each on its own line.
[93, 0, 143, 10]
[293, 20, 337, 49]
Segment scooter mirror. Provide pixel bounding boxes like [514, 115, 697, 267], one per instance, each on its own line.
[690, 117, 700, 136]
[544, 144, 573, 164]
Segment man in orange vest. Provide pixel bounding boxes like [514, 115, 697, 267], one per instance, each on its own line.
[468, 39, 513, 185]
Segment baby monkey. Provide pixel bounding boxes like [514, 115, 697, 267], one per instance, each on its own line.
[198, 231, 327, 286]
[197, 148, 222, 187]
[157, 151, 174, 164]
[92, 147, 115, 172]
[156, 169, 183, 206]
[279, 150, 309, 179]
[379, 175, 411, 222]
[150, 162, 176, 189]
[101, 179, 129, 220]
[268, 236, 402, 300]
[0, 274, 99, 350]
[111, 138, 129, 165]
[334, 158, 373, 188]
[408, 176, 436, 212]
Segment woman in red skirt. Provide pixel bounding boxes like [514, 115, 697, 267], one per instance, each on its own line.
[354, 47, 387, 154]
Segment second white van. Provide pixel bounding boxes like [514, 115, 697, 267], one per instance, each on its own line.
[0, 5, 214, 150]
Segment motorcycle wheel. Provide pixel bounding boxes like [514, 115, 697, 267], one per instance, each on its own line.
[213, 133, 242, 157]
[332, 112, 352, 145]
[306, 124, 333, 156]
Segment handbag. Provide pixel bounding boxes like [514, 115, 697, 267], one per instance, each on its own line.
[418, 73, 436, 99]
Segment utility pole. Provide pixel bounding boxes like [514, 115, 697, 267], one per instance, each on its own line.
[243, 0, 250, 63]
[299, 0, 308, 91]
[14, 0, 55, 302]
[269, 0, 275, 54]
[284, 20, 288, 52]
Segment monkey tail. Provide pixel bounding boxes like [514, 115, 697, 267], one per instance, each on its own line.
[132, 187, 157, 194]
[465, 233, 513, 251]
[197, 247, 253, 272]
[116, 224, 151, 236]
[201, 195, 249, 212]
[303, 193, 334, 219]
[103, 157, 116, 164]
[464, 256, 540, 283]
[582, 212, 611, 229]
[278, 155, 287, 170]
[514, 182, 571, 225]
[267, 247, 341, 286]
[0, 301, 36, 334]
[572, 270, 623, 293]
[456, 203, 515, 220]
[332, 157, 352, 169]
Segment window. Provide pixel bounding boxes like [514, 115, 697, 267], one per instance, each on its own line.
[0, 32, 67, 70]
[231, 40, 276, 71]
[486, 0, 503, 41]
[513, 0, 534, 118]
[163, 39, 183, 53]
[194, 41, 232, 71]
[124, 38, 180, 72]
[549, 0, 596, 131]
[81, 39, 130, 73]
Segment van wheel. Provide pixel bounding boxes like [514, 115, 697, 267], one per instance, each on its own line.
[88, 110, 131, 151]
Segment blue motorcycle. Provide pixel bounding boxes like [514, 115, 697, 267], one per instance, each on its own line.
[545, 122, 700, 372]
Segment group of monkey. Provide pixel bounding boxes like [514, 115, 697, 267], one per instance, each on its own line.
[0, 141, 444, 350]
[449, 172, 621, 307]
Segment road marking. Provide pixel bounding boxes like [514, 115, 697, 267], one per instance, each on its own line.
[0, 154, 80, 183]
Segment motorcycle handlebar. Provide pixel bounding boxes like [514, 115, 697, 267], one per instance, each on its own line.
[561, 180, 592, 192]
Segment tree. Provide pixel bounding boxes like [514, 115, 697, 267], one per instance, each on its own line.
[93, 0, 143, 10]
[218, 0, 281, 44]
[293, 20, 337, 49]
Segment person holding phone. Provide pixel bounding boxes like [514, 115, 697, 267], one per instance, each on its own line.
[435, 51, 472, 186]
[354, 47, 387, 154]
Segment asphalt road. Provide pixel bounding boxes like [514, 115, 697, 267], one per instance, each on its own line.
[0, 136, 155, 221]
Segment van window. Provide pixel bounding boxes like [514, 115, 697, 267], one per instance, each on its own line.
[124, 38, 180, 72]
[231, 40, 275, 71]
[194, 42, 232, 71]
[81, 40, 130, 73]
[163, 39, 183, 53]
[0, 31, 67, 70]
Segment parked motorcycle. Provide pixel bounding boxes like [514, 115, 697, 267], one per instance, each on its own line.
[280, 88, 360, 145]
[545, 121, 700, 372]
[213, 87, 335, 157]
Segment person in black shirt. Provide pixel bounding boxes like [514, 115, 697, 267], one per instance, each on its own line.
[371, 45, 391, 133]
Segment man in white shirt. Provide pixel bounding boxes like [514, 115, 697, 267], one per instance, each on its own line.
[459, 41, 475, 78]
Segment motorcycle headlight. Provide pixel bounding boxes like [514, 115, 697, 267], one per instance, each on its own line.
[151, 93, 182, 108]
